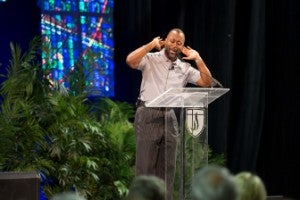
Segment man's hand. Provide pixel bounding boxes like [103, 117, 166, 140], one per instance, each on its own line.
[151, 36, 165, 51]
[181, 46, 202, 61]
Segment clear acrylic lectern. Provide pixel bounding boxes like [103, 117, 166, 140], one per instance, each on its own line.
[146, 87, 229, 200]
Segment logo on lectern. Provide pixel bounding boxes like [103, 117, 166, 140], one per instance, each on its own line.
[186, 108, 205, 137]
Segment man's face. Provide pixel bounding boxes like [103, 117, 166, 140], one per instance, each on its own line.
[164, 31, 185, 61]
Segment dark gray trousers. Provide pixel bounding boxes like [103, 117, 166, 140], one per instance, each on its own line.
[134, 106, 178, 200]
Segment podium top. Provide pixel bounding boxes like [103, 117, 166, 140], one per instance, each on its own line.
[145, 87, 230, 108]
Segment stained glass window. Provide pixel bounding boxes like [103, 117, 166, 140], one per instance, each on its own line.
[39, 0, 114, 97]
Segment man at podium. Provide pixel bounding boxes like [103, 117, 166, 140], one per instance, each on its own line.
[126, 28, 213, 200]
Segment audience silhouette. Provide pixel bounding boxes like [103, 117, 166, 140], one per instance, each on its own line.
[234, 171, 267, 200]
[124, 175, 166, 200]
[191, 164, 238, 200]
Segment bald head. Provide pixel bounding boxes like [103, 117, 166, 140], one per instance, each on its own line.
[167, 28, 185, 43]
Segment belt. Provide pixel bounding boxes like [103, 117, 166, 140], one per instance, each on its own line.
[136, 99, 171, 111]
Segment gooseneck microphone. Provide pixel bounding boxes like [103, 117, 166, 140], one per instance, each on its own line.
[211, 77, 224, 88]
[194, 61, 224, 87]
[176, 53, 224, 88]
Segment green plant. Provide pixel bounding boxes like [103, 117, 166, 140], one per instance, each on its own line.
[0, 36, 135, 200]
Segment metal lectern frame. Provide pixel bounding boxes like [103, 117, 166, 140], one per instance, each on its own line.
[146, 87, 229, 200]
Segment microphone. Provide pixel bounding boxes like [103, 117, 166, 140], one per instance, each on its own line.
[211, 77, 224, 88]
[176, 52, 224, 87]
[169, 63, 175, 70]
[198, 69, 224, 88]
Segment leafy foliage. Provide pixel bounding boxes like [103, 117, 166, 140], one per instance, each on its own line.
[0, 37, 135, 199]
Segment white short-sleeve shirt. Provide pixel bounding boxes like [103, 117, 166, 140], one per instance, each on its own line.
[137, 49, 200, 102]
